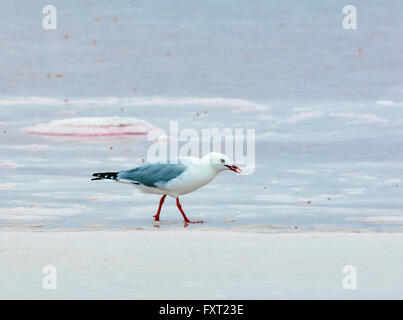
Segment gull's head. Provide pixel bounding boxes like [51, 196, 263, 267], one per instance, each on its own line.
[203, 152, 242, 174]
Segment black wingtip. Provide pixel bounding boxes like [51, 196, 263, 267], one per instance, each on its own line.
[91, 172, 118, 180]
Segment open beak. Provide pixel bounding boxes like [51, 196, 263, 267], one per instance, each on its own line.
[225, 164, 242, 174]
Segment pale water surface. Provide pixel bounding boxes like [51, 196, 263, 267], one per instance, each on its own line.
[1, 0, 403, 231]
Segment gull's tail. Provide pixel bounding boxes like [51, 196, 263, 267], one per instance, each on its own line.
[91, 172, 119, 181]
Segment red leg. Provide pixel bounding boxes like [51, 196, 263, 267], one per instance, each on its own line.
[176, 198, 203, 224]
[153, 194, 167, 221]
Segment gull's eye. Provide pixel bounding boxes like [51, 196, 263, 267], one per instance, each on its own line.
[220, 159, 225, 164]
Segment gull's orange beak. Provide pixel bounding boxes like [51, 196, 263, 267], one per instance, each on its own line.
[225, 165, 242, 174]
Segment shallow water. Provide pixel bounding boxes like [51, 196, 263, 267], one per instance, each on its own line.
[1, 1, 403, 231]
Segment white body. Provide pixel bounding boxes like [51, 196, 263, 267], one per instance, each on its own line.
[131, 156, 220, 198]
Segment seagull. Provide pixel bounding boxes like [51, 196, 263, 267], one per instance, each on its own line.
[91, 152, 241, 224]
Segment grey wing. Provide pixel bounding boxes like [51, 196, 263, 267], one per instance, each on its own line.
[117, 162, 187, 188]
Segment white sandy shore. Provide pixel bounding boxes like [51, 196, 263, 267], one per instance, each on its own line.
[0, 230, 402, 299]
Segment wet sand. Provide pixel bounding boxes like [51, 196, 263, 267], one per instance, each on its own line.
[1, 230, 402, 299]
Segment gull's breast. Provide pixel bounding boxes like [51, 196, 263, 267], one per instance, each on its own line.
[162, 165, 218, 196]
